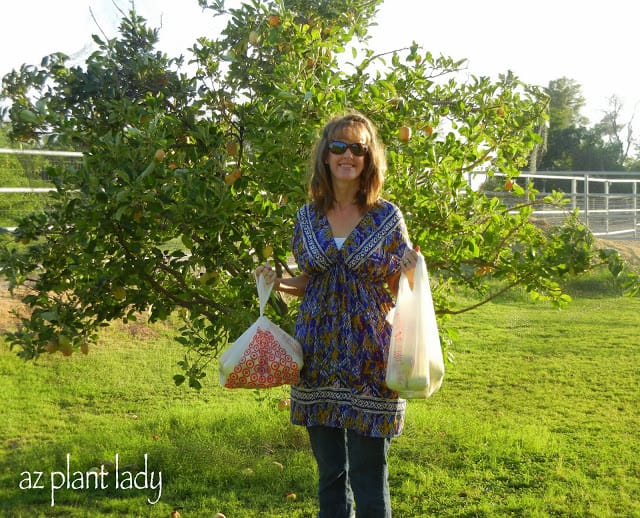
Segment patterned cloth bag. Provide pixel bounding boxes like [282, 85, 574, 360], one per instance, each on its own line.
[386, 251, 444, 398]
[219, 273, 303, 389]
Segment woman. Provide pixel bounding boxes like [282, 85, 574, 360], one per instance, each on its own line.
[257, 111, 418, 518]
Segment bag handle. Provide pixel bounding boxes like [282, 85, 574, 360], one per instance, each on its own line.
[255, 272, 273, 317]
[398, 249, 425, 292]
[401, 251, 439, 334]
[413, 251, 426, 293]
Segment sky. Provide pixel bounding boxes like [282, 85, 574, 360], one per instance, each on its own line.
[1, 0, 638, 124]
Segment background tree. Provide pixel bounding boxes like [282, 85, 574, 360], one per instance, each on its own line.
[626, 146, 640, 170]
[546, 77, 588, 130]
[539, 78, 638, 171]
[1, 0, 637, 387]
[539, 77, 591, 171]
[594, 95, 636, 167]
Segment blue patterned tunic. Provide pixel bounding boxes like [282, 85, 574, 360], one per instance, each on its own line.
[290, 199, 411, 438]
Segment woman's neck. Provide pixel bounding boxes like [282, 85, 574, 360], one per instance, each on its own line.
[332, 182, 359, 211]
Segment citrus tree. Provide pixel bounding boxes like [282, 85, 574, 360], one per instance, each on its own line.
[1, 0, 637, 387]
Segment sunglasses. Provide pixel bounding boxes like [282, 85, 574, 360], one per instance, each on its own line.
[328, 140, 368, 157]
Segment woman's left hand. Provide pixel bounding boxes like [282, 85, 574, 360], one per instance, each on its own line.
[400, 246, 420, 272]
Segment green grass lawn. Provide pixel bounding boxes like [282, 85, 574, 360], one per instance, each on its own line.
[1, 274, 639, 517]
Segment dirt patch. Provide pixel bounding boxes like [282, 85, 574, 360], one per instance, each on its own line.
[0, 285, 31, 332]
[0, 284, 159, 339]
[596, 238, 640, 267]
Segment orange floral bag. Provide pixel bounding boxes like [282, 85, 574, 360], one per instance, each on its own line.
[219, 273, 303, 389]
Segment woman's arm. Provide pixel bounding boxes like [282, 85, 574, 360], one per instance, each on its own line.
[387, 271, 401, 298]
[255, 264, 309, 297]
[274, 274, 310, 297]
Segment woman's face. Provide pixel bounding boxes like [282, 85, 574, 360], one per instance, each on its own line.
[325, 124, 369, 185]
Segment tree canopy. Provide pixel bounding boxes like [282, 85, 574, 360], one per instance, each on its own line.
[539, 77, 639, 171]
[546, 77, 588, 130]
[1, 0, 637, 388]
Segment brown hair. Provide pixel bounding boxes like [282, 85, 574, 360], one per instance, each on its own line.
[308, 111, 387, 214]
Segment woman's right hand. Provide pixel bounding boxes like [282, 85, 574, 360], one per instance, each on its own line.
[255, 263, 278, 285]
[256, 266, 309, 297]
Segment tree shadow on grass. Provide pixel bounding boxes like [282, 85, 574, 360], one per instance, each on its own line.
[0, 412, 316, 517]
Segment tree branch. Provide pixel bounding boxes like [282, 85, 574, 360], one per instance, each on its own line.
[440, 281, 519, 315]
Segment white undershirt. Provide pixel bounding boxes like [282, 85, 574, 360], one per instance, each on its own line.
[334, 237, 346, 250]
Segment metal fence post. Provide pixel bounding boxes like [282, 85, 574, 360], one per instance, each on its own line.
[604, 180, 610, 235]
[634, 181, 638, 239]
[584, 174, 589, 229]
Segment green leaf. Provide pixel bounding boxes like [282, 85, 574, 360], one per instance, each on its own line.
[188, 378, 203, 390]
[40, 311, 59, 322]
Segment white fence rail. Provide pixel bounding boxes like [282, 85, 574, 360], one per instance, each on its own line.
[0, 148, 82, 231]
[0, 147, 83, 158]
[474, 171, 640, 239]
[1, 147, 639, 239]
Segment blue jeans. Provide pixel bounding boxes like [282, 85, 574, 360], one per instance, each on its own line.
[307, 426, 392, 518]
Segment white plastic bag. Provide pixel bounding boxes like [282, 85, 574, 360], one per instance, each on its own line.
[386, 251, 444, 398]
[219, 273, 303, 389]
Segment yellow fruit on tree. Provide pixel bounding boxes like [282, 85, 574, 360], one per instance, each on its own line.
[19, 109, 37, 123]
[224, 168, 242, 186]
[58, 335, 72, 356]
[154, 149, 166, 162]
[225, 141, 239, 156]
[267, 13, 281, 26]
[44, 341, 58, 354]
[476, 265, 493, 276]
[398, 125, 412, 142]
[199, 271, 218, 284]
[113, 286, 126, 301]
